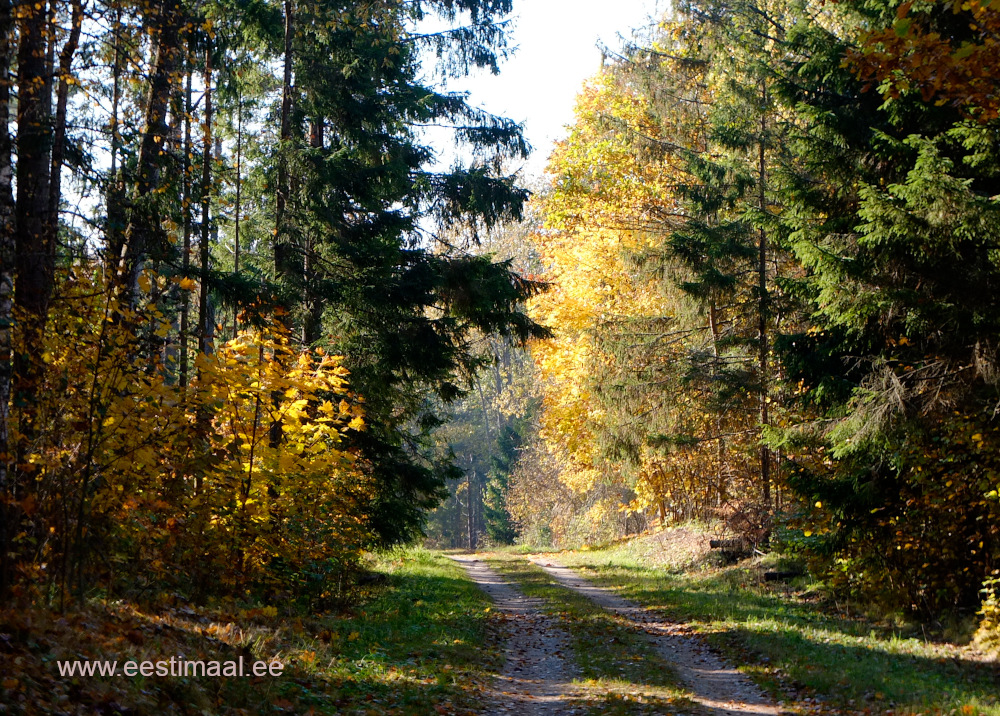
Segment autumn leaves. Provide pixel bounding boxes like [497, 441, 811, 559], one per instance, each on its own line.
[7, 267, 371, 603]
[521, 0, 1000, 617]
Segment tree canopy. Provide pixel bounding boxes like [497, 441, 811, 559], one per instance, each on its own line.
[0, 0, 545, 603]
[513, 0, 1000, 615]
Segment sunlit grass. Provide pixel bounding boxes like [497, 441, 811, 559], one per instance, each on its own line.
[556, 537, 1000, 716]
[262, 547, 499, 714]
[4, 548, 498, 715]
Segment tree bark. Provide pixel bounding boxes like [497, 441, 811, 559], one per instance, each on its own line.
[757, 82, 771, 511]
[708, 298, 728, 506]
[198, 45, 213, 358]
[269, 0, 295, 449]
[118, 0, 182, 305]
[13, 0, 54, 461]
[302, 117, 323, 344]
[467, 467, 476, 550]
[105, 2, 125, 267]
[179, 59, 192, 390]
[232, 89, 242, 339]
[48, 0, 84, 244]
[9, 0, 55, 599]
[15, 0, 54, 325]
[274, 0, 296, 285]
[0, 0, 16, 595]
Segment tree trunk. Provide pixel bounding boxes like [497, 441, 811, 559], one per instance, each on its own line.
[15, 0, 54, 323]
[453, 486, 462, 549]
[13, 0, 54, 476]
[269, 0, 295, 449]
[105, 3, 125, 268]
[9, 0, 56, 600]
[198, 45, 213, 358]
[232, 89, 242, 339]
[708, 298, 728, 506]
[475, 378, 492, 445]
[0, 0, 16, 596]
[757, 82, 771, 512]
[274, 0, 296, 285]
[467, 463, 477, 551]
[179, 60, 192, 390]
[48, 0, 84, 244]
[302, 117, 324, 344]
[118, 0, 182, 305]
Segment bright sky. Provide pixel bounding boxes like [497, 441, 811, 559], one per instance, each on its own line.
[438, 0, 667, 178]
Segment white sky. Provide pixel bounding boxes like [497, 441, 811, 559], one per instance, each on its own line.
[436, 0, 668, 178]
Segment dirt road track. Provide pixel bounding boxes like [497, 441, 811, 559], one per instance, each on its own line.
[528, 556, 785, 716]
[449, 555, 583, 715]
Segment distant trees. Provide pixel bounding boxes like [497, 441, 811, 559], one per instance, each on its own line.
[0, 0, 543, 604]
[424, 218, 545, 549]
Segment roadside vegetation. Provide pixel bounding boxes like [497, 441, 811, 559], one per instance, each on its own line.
[545, 526, 1000, 716]
[1, 550, 496, 715]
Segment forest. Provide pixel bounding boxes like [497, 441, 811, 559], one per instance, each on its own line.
[436, 0, 1000, 620]
[2, 0, 1000, 713]
[1, 0, 549, 605]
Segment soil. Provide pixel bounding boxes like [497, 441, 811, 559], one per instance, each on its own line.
[448, 555, 584, 715]
[451, 552, 787, 715]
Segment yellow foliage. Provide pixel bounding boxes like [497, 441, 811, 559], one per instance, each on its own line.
[524, 35, 768, 528]
[528, 68, 697, 501]
[975, 574, 1000, 656]
[6, 267, 373, 600]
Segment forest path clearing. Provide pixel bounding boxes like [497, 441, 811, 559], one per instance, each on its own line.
[448, 554, 583, 715]
[526, 556, 785, 716]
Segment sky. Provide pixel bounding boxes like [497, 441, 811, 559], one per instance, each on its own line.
[434, 0, 667, 178]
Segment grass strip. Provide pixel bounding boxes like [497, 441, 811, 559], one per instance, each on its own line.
[294, 547, 499, 715]
[3, 548, 497, 715]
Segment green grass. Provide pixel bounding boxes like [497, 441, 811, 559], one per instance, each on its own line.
[280, 547, 500, 715]
[485, 553, 703, 716]
[5, 548, 497, 715]
[18, 538, 997, 715]
[553, 534, 1000, 716]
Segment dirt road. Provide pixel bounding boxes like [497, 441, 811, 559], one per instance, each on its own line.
[448, 555, 583, 715]
[528, 556, 784, 716]
[451, 553, 785, 716]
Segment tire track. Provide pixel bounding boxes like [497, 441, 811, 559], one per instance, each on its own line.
[448, 554, 583, 715]
[527, 556, 786, 716]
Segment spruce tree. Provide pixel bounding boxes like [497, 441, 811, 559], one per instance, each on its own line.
[239, 0, 547, 544]
[773, 0, 1000, 610]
